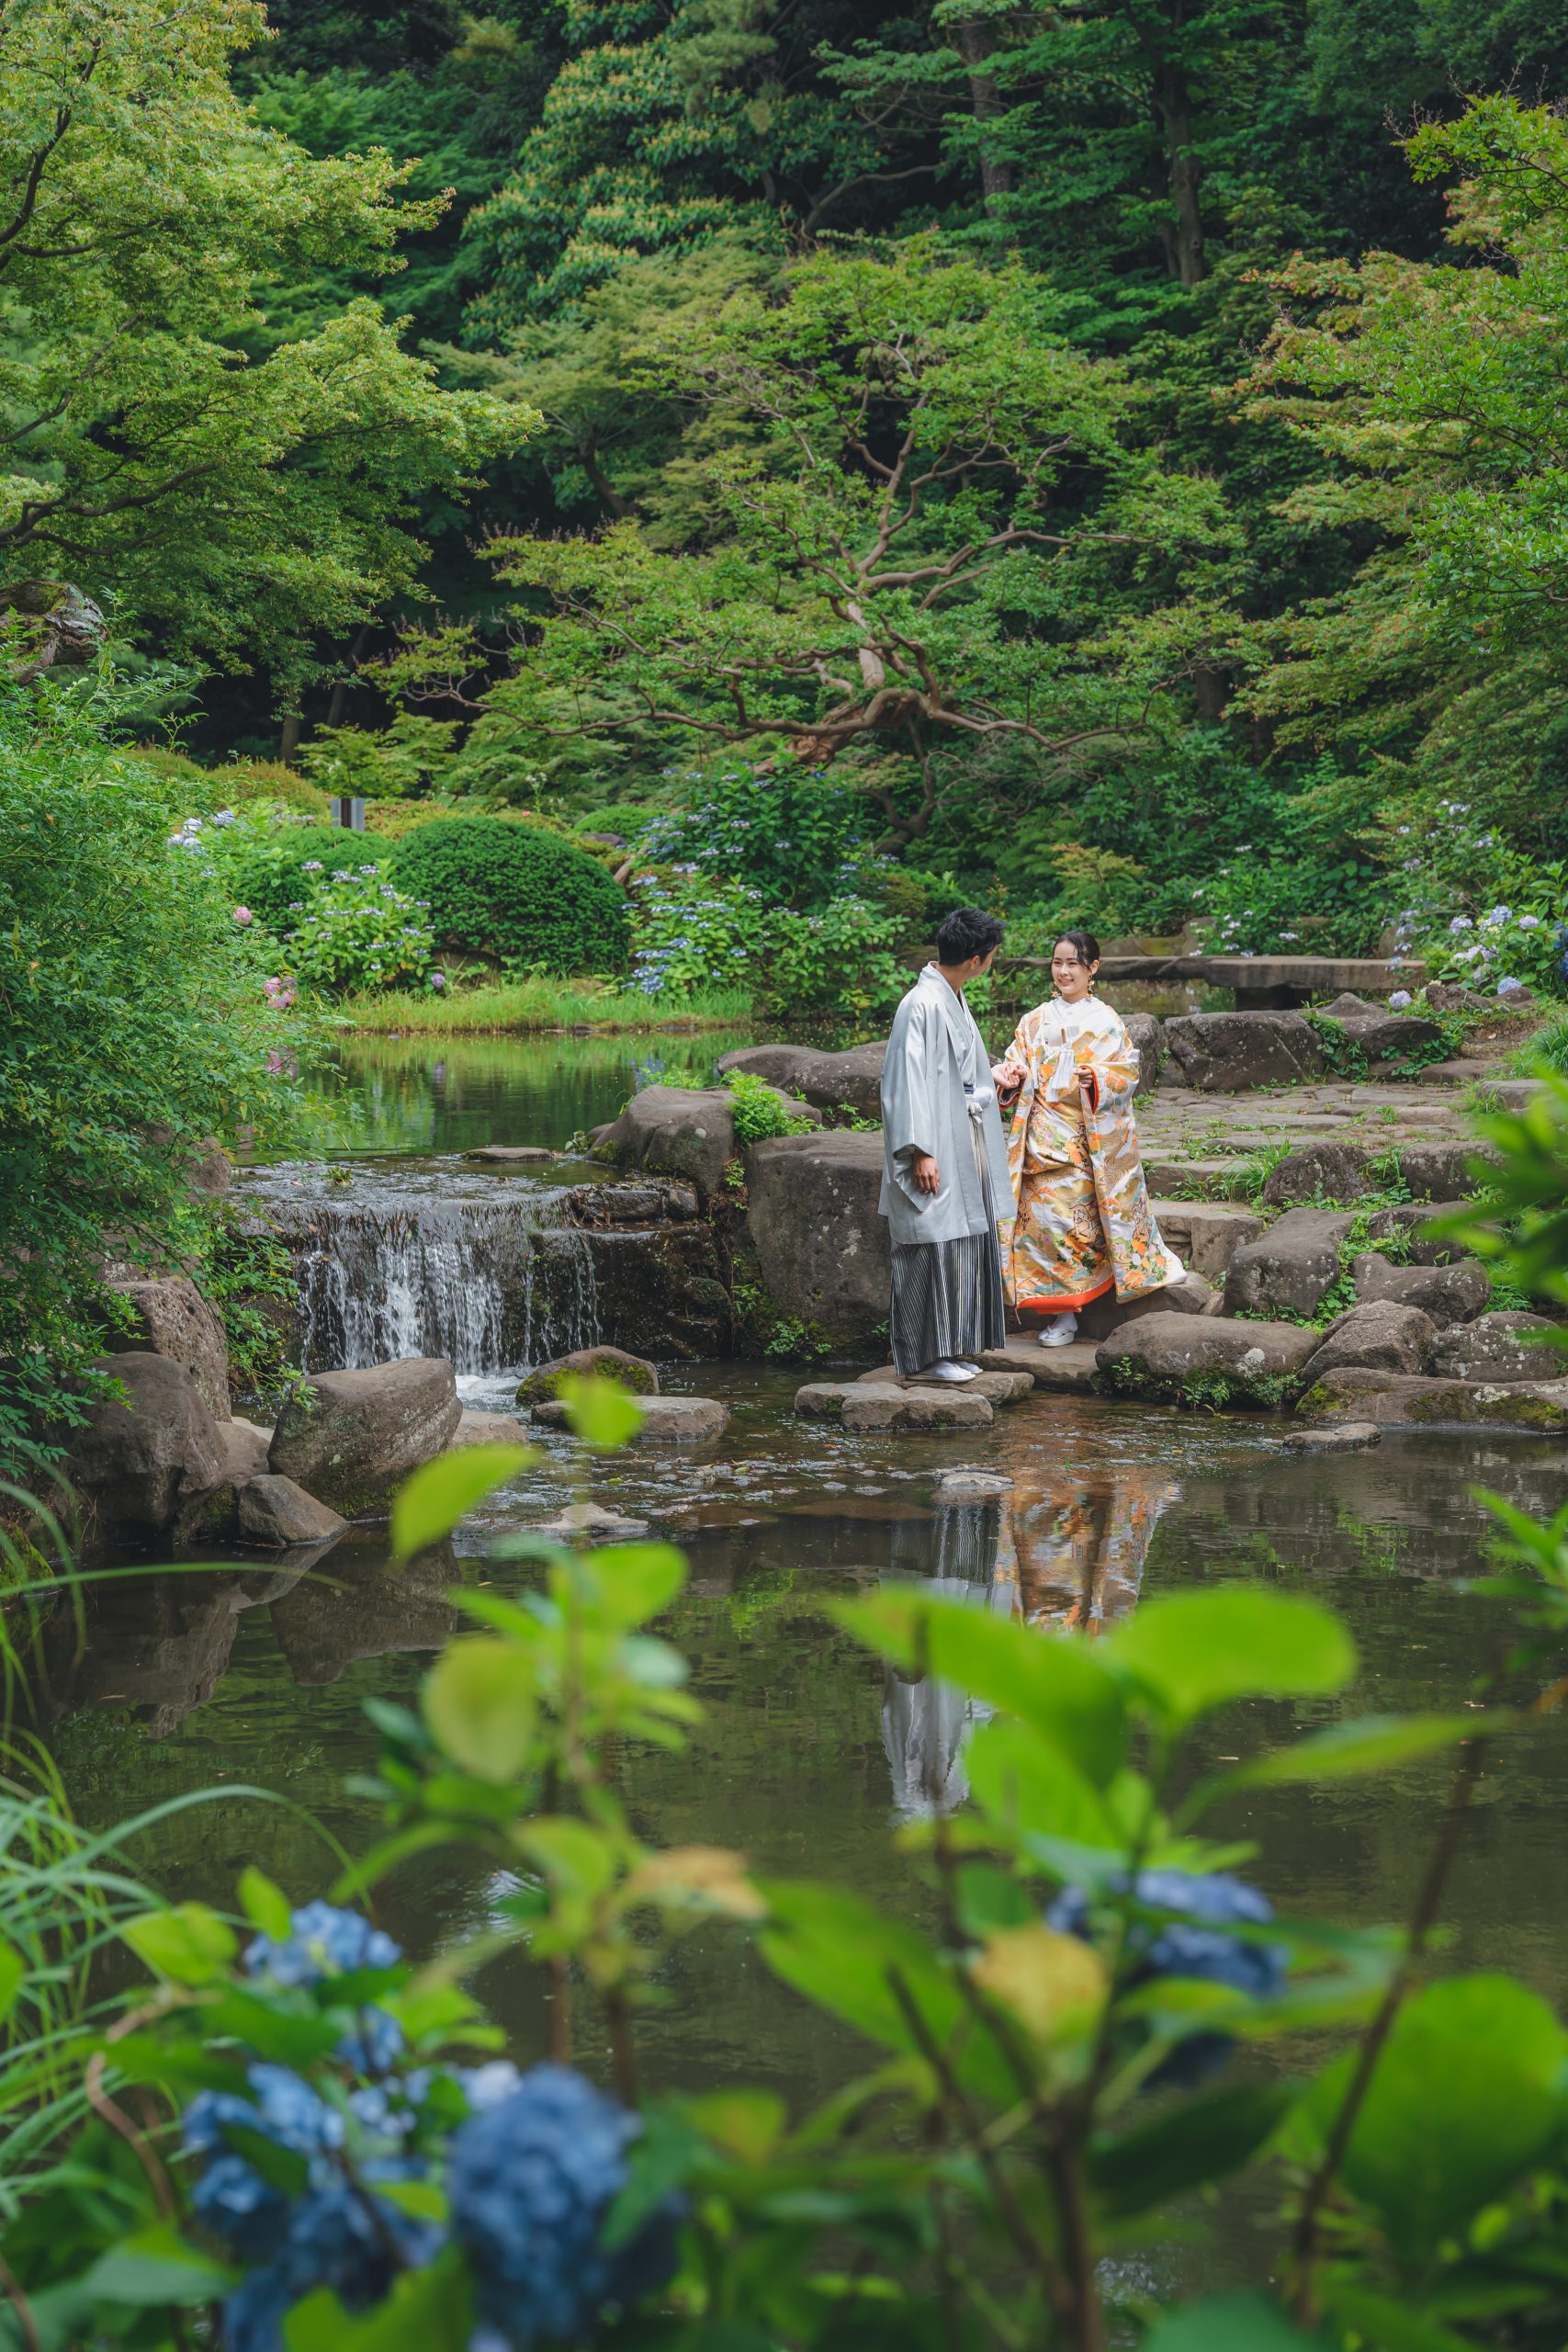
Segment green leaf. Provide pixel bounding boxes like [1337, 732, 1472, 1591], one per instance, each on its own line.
[238, 1865, 293, 1941]
[390, 1445, 532, 1563]
[837, 1590, 1125, 1782]
[421, 1638, 537, 1783]
[1225, 1715, 1482, 1789]
[1318, 2282, 1475, 2352]
[1309, 1973, 1568, 2258]
[1141, 2290, 1325, 2352]
[588, 1542, 688, 1628]
[1089, 2085, 1292, 2220]
[80, 2223, 234, 2308]
[964, 1717, 1117, 1849]
[1106, 1588, 1355, 1724]
[287, 2249, 474, 2350]
[516, 1816, 617, 1896]
[121, 1902, 237, 1985]
[758, 1881, 1015, 2108]
[558, 1372, 645, 1449]
[0, 1934, 23, 2026]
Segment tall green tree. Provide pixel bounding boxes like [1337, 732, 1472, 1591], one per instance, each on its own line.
[393, 243, 1233, 843]
[0, 0, 525, 698]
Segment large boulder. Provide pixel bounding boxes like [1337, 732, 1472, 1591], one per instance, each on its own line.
[1122, 1012, 1166, 1095]
[598, 1086, 736, 1200]
[1298, 1301, 1436, 1384]
[716, 1042, 886, 1117]
[61, 1353, 226, 1534]
[1299, 1367, 1568, 1432]
[515, 1346, 660, 1406]
[1162, 1011, 1325, 1091]
[743, 1131, 890, 1345]
[1096, 1312, 1317, 1403]
[109, 1274, 231, 1419]
[238, 1475, 348, 1549]
[1387, 1140, 1500, 1202]
[1148, 1201, 1265, 1281]
[1350, 1253, 1491, 1327]
[1260, 1143, 1373, 1208]
[1427, 1312, 1564, 1383]
[1314, 992, 1448, 1067]
[269, 1358, 462, 1519]
[1224, 1209, 1354, 1318]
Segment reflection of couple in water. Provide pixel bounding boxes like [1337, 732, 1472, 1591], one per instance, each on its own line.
[880, 1465, 1179, 1819]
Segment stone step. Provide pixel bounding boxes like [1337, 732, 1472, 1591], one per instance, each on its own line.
[795, 1381, 993, 1432]
[856, 1365, 1033, 1404]
[1147, 1199, 1266, 1280]
[979, 1340, 1100, 1392]
[1145, 1155, 1260, 1196]
[533, 1394, 729, 1443]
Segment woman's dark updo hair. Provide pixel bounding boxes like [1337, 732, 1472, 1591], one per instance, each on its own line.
[1053, 930, 1101, 977]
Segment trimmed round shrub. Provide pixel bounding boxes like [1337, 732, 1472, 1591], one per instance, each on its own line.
[389, 817, 629, 973]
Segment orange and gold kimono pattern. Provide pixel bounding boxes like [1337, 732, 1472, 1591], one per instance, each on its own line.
[1000, 996, 1172, 1313]
[989, 1466, 1180, 1637]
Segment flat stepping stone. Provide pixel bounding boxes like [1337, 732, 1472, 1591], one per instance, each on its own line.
[1275, 1421, 1381, 1453]
[795, 1382, 993, 1432]
[1145, 1155, 1258, 1196]
[533, 1500, 651, 1540]
[932, 1470, 1014, 1501]
[463, 1145, 558, 1163]
[855, 1365, 1032, 1403]
[1299, 1368, 1568, 1432]
[978, 1340, 1101, 1392]
[533, 1394, 729, 1442]
[454, 1408, 531, 1446]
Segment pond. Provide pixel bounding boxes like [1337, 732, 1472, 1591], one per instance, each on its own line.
[39, 1030, 1568, 2302]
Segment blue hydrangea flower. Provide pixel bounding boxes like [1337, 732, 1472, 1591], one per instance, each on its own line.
[243, 1901, 400, 1987]
[1050, 1869, 1286, 2088]
[447, 2064, 680, 2346]
[184, 2064, 344, 2260]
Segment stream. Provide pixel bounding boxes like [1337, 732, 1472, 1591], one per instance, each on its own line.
[38, 1030, 1568, 2303]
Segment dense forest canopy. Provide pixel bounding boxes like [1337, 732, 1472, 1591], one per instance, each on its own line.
[6, 0, 1568, 956]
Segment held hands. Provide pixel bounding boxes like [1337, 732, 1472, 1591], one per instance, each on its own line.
[992, 1058, 1025, 1107]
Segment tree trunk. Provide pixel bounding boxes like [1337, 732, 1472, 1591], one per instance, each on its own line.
[1151, 60, 1205, 286]
[1191, 661, 1227, 721]
[324, 624, 374, 729]
[581, 425, 633, 520]
[954, 18, 1015, 209]
[278, 712, 301, 764]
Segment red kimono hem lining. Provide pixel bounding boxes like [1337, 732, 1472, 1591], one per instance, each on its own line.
[1017, 1276, 1115, 1314]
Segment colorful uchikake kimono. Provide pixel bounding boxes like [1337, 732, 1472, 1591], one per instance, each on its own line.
[1000, 994, 1180, 1316]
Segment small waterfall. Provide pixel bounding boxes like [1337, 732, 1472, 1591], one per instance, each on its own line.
[287, 1197, 601, 1375]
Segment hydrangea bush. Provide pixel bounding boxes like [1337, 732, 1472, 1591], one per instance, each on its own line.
[12, 1282, 1568, 2352]
[282, 865, 440, 993]
[628, 866, 907, 1016]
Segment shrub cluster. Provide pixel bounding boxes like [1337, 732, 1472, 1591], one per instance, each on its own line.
[391, 816, 630, 974]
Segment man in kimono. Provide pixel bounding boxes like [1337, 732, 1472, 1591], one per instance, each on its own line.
[878, 906, 1011, 1384]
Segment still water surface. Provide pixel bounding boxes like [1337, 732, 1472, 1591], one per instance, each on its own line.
[43, 1034, 1568, 2296]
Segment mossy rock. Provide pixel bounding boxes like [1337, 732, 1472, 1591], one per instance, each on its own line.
[514, 1346, 660, 1407]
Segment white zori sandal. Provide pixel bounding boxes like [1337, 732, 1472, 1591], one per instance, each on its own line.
[1038, 1313, 1078, 1350]
[920, 1359, 980, 1384]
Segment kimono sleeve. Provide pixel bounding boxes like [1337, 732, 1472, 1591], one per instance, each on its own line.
[1080, 1012, 1140, 1113]
[881, 994, 940, 1186]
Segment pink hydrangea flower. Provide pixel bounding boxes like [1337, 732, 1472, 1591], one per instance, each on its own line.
[232, 905, 253, 927]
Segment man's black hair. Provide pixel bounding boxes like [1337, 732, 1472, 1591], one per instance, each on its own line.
[935, 905, 1005, 966]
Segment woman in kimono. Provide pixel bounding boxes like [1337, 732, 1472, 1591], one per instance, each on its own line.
[992, 931, 1183, 1348]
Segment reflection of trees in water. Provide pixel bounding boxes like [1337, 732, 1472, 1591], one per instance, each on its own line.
[880, 1471, 1179, 1819]
[40, 1544, 462, 1740]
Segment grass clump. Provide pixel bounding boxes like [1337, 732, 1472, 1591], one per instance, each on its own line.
[723, 1069, 818, 1147]
[342, 976, 755, 1035]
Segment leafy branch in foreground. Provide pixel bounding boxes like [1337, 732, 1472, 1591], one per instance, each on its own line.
[4, 1296, 1568, 2346]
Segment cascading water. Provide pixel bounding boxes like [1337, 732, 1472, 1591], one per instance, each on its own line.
[250, 1173, 602, 1376]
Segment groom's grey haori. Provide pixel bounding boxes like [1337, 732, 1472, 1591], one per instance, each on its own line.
[879, 958, 1011, 1376]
